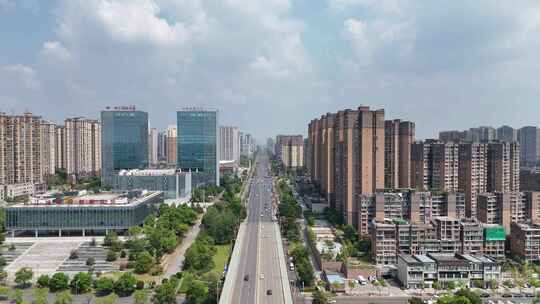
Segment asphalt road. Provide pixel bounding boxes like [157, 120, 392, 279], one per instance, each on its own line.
[231, 153, 287, 304]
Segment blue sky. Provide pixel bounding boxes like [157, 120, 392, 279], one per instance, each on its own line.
[1, 0, 540, 141]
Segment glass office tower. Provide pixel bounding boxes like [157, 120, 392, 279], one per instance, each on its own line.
[177, 108, 219, 186]
[101, 106, 149, 186]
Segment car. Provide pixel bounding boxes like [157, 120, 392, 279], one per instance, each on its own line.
[479, 293, 490, 298]
[502, 294, 512, 298]
[244, 274, 249, 281]
[260, 274, 265, 279]
[267, 289, 272, 295]
[524, 293, 534, 298]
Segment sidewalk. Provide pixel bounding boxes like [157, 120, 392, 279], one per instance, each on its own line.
[160, 216, 203, 279]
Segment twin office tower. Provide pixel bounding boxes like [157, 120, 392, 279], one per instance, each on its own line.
[100, 106, 219, 187]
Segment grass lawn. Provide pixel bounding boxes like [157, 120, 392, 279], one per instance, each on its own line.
[212, 244, 231, 273]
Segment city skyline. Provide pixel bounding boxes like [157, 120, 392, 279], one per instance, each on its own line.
[2, 1, 540, 140]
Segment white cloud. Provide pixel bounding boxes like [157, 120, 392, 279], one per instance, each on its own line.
[40, 41, 72, 63]
[343, 18, 372, 64]
[1, 64, 40, 90]
[93, 0, 207, 45]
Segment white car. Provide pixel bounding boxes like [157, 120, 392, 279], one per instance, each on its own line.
[260, 274, 265, 279]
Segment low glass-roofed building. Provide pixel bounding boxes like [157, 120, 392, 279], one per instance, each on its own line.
[5, 191, 163, 236]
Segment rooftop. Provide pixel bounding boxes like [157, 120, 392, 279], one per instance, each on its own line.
[414, 254, 435, 263]
[117, 169, 181, 176]
[9, 191, 161, 208]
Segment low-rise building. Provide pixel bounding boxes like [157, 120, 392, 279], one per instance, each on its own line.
[397, 253, 501, 289]
[510, 222, 540, 262]
[114, 169, 191, 200]
[5, 190, 163, 236]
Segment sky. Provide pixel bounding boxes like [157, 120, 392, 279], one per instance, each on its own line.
[1, 0, 540, 141]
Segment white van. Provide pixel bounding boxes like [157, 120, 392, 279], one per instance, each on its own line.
[289, 263, 295, 271]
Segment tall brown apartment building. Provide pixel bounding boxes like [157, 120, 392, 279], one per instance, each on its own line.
[384, 120, 414, 189]
[64, 117, 101, 176]
[487, 141, 520, 193]
[459, 143, 488, 219]
[276, 135, 304, 169]
[0, 112, 43, 185]
[411, 140, 459, 192]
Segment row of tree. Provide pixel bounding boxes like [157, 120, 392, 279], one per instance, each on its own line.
[181, 174, 246, 304]
[276, 178, 315, 288]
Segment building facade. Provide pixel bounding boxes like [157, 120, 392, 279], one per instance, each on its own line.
[166, 125, 177, 166]
[148, 128, 158, 166]
[64, 117, 101, 176]
[384, 120, 414, 189]
[0, 112, 43, 186]
[518, 126, 540, 167]
[276, 135, 304, 169]
[101, 106, 149, 186]
[177, 108, 219, 186]
[220, 126, 240, 163]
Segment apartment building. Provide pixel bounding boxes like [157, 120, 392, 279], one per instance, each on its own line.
[63, 117, 101, 176]
[518, 126, 540, 167]
[411, 140, 459, 192]
[458, 143, 488, 219]
[510, 222, 540, 262]
[40, 120, 56, 176]
[524, 191, 540, 223]
[496, 125, 518, 142]
[0, 112, 43, 185]
[384, 120, 415, 189]
[397, 253, 501, 289]
[371, 217, 506, 266]
[275, 135, 304, 169]
[487, 141, 520, 193]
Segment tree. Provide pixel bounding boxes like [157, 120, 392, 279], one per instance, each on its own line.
[409, 297, 424, 304]
[95, 294, 119, 304]
[454, 288, 481, 304]
[106, 250, 118, 262]
[104, 231, 119, 247]
[0, 270, 8, 284]
[14, 267, 33, 287]
[95, 277, 115, 295]
[49, 273, 70, 292]
[312, 289, 329, 304]
[134, 289, 150, 304]
[37, 274, 50, 288]
[0, 256, 6, 267]
[185, 279, 208, 304]
[86, 257, 96, 266]
[154, 279, 178, 304]
[69, 250, 79, 260]
[183, 241, 216, 274]
[114, 272, 137, 296]
[134, 251, 154, 274]
[71, 272, 93, 294]
[54, 290, 73, 304]
[10, 289, 24, 304]
[32, 288, 50, 304]
[296, 260, 314, 286]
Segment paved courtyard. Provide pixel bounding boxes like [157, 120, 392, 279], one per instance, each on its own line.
[1, 237, 109, 280]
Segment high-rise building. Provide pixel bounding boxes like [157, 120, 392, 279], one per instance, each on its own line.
[55, 126, 66, 170]
[487, 141, 520, 193]
[266, 137, 275, 155]
[241, 133, 255, 157]
[40, 120, 57, 176]
[275, 135, 304, 169]
[333, 107, 385, 226]
[157, 131, 167, 162]
[64, 117, 101, 176]
[0, 112, 43, 185]
[458, 143, 488, 219]
[220, 126, 240, 163]
[148, 128, 158, 166]
[496, 125, 518, 142]
[166, 125, 177, 166]
[411, 140, 459, 192]
[177, 108, 219, 186]
[384, 120, 415, 189]
[439, 130, 466, 142]
[101, 106, 148, 186]
[519, 126, 540, 167]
